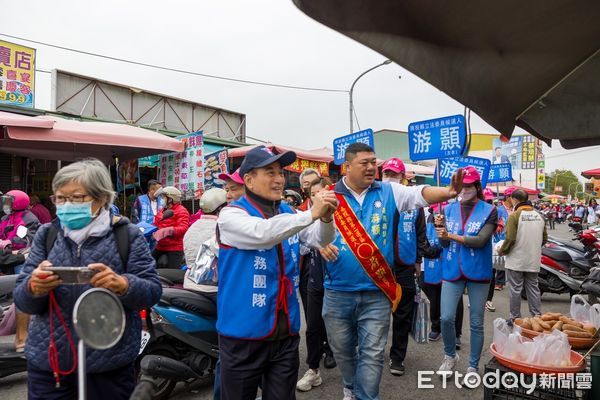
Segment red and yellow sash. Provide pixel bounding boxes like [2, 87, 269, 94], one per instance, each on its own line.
[333, 191, 402, 311]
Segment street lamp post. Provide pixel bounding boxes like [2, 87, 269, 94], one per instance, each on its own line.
[349, 60, 392, 133]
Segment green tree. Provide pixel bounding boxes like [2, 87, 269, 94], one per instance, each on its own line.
[545, 170, 580, 196]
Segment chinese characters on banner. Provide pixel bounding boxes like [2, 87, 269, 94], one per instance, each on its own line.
[435, 156, 492, 188]
[521, 136, 536, 169]
[285, 158, 330, 177]
[333, 129, 374, 165]
[159, 131, 204, 199]
[203, 150, 229, 190]
[408, 115, 466, 161]
[0, 40, 35, 108]
[488, 163, 513, 184]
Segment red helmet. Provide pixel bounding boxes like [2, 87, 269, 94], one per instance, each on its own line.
[4, 190, 30, 211]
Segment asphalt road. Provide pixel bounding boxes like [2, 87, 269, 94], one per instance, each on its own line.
[0, 222, 577, 399]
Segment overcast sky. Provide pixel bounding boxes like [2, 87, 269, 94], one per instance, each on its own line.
[2, 0, 597, 180]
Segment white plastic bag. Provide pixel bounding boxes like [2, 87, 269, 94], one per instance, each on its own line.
[527, 330, 572, 367]
[185, 238, 218, 287]
[570, 294, 591, 323]
[411, 285, 430, 344]
[503, 331, 531, 362]
[493, 318, 511, 354]
[589, 304, 600, 329]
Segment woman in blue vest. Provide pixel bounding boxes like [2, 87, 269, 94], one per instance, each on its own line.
[435, 166, 497, 377]
[421, 207, 464, 348]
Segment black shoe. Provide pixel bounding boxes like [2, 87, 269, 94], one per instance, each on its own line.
[389, 360, 405, 376]
[324, 352, 337, 369]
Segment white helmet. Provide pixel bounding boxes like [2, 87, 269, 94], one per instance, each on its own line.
[200, 188, 227, 213]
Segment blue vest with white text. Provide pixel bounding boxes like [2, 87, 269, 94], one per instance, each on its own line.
[423, 221, 443, 285]
[325, 181, 397, 292]
[138, 194, 163, 225]
[217, 196, 301, 339]
[396, 209, 418, 265]
[442, 200, 494, 281]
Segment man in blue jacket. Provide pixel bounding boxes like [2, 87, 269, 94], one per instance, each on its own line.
[322, 143, 464, 400]
[217, 145, 337, 400]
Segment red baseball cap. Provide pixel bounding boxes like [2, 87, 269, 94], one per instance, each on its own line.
[218, 168, 244, 185]
[483, 188, 495, 200]
[382, 157, 406, 174]
[462, 166, 481, 184]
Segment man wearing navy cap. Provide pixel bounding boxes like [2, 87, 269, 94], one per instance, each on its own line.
[217, 145, 338, 400]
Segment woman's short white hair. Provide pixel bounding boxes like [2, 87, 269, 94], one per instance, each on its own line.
[52, 158, 115, 205]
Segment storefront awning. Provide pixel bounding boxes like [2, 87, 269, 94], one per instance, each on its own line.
[227, 143, 334, 163]
[0, 111, 184, 163]
[581, 168, 600, 179]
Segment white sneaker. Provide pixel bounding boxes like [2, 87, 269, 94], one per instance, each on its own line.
[438, 354, 459, 374]
[342, 387, 356, 400]
[463, 367, 479, 387]
[296, 369, 322, 392]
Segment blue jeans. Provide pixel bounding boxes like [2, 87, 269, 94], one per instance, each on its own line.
[440, 279, 488, 369]
[323, 289, 390, 400]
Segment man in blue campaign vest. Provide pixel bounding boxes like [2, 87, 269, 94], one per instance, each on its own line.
[132, 180, 164, 224]
[435, 166, 498, 378]
[217, 145, 337, 400]
[321, 143, 465, 400]
[381, 157, 431, 377]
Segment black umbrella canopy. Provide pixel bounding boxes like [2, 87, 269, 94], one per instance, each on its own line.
[293, 0, 600, 148]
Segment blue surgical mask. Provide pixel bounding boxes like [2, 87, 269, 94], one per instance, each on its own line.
[56, 201, 94, 230]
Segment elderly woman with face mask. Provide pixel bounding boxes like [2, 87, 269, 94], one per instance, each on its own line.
[13, 158, 161, 400]
[434, 166, 498, 379]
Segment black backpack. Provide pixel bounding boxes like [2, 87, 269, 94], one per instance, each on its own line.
[44, 223, 130, 267]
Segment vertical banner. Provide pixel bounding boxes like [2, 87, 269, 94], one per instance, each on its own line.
[158, 131, 205, 199]
[0, 40, 35, 108]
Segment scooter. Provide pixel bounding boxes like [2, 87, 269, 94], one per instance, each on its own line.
[0, 274, 26, 379]
[136, 284, 218, 400]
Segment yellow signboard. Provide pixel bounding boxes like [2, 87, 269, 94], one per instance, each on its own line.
[0, 40, 35, 108]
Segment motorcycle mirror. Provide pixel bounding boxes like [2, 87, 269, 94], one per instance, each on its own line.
[16, 225, 27, 239]
[73, 288, 125, 350]
[162, 210, 174, 220]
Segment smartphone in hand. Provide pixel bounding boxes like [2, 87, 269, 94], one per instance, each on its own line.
[45, 267, 97, 285]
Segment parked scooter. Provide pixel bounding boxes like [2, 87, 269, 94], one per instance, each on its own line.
[0, 274, 26, 379]
[136, 284, 218, 400]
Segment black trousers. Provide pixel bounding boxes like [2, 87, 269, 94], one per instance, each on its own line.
[487, 271, 496, 302]
[152, 249, 184, 269]
[27, 362, 135, 400]
[390, 285, 417, 363]
[299, 256, 310, 316]
[219, 335, 300, 400]
[420, 280, 463, 336]
[306, 288, 332, 369]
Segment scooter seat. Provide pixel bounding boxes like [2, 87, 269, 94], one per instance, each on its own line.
[157, 269, 186, 285]
[160, 288, 217, 317]
[542, 247, 572, 262]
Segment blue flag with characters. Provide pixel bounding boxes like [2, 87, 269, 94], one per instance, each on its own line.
[408, 115, 467, 161]
[333, 129, 374, 165]
[435, 156, 492, 188]
[488, 163, 513, 183]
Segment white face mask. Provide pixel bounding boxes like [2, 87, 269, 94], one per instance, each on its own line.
[382, 177, 401, 184]
[2, 205, 12, 215]
[459, 189, 477, 202]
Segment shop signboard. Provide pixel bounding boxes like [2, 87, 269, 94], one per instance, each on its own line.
[203, 149, 228, 190]
[285, 157, 330, 176]
[0, 40, 35, 108]
[159, 131, 204, 198]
